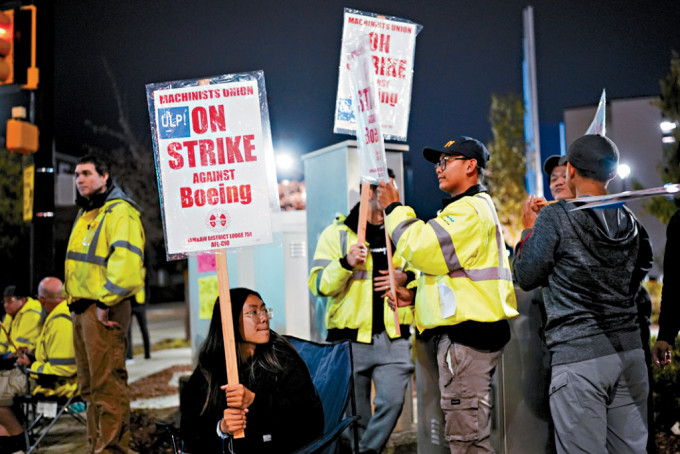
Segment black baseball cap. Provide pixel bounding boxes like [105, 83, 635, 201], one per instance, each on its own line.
[559, 134, 619, 182]
[423, 136, 490, 169]
[543, 155, 565, 176]
[3, 284, 28, 299]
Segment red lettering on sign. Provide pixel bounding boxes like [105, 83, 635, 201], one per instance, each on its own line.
[180, 187, 193, 208]
[168, 136, 257, 169]
[369, 32, 391, 53]
[191, 107, 208, 134]
[200, 140, 216, 166]
[209, 105, 226, 132]
[168, 142, 184, 169]
[179, 184, 253, 208]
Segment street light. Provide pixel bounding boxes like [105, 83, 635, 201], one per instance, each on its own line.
[660, 120, 677, 134]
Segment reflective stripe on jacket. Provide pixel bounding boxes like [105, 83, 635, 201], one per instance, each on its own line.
[385, 193, 518, 332]
[29, 300, 78, 397]
[65, 193, 145, 307]
[308, 215, 414, 343]
[0, 298, 43, 354]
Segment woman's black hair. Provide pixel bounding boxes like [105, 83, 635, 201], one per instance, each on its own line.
[197, 287, 289, 416]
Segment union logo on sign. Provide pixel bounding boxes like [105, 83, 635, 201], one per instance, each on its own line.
[205, 209, 231, 232]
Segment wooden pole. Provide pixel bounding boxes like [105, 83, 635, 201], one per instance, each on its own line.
[215, 248, 245, 439]
[383, 222, 401, 337]
[356, 182, 371, 244]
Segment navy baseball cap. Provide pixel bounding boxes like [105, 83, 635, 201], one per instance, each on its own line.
[423, 136, 490, 169]
[543, 155, 564, 176]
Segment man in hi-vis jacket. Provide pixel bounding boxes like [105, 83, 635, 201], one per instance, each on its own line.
[309, 171, 416, 454]
[65, 152, 145, 454]
[378, 137, 518, 453]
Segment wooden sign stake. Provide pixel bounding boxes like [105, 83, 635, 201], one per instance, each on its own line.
[215, 248, 245, 439]
[356, 182, 371, 244]
[383, 222, 401, 337]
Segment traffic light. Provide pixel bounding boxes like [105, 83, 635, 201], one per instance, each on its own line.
[0, 9, 12, 83]
[0, 6, 37, 89]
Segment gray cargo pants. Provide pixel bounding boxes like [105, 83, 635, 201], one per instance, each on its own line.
[549, 349, 648, 454]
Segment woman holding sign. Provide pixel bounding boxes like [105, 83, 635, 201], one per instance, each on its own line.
[180, 287, 324, 453]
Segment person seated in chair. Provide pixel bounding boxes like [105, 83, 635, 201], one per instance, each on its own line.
[180, 288, 324, 453]
[0, 284, 44, 369]
[0, 277, 77, 454]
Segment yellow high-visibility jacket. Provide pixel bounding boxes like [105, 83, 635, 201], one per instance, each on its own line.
[0, 297, 43, 354]
[308, 213, 415, 344]
[65, 187, 145, 307]
[29, 300, 78, 397]
[134, 267, 147, 305]
[385, 192, 518, 333]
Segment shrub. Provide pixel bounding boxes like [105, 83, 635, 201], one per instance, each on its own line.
[652, 338, 680, 431]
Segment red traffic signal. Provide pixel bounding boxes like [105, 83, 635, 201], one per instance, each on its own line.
[0, 10, 13, 83]
[0, 6, 37, 89]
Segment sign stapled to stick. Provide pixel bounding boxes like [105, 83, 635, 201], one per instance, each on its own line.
[146, 71, 279, 260]
[347, 34, 390, 186]
[147, 71, 280, 440]
[334, 8, 422, 142]
[346, 34, 401, 335]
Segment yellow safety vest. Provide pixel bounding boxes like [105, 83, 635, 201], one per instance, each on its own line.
[308, 215, 415, 343]
[29, 300, 78, 397]
[0, 297, 43, 354]
[65, 194, 145, 306]
[385, 193, 518, 333]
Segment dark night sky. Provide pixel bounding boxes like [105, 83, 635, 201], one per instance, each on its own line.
[53, 0, 680, 217]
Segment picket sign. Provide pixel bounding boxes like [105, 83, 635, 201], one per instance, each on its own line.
[346, 34, 400, 335]
[146, 71, 279, 439]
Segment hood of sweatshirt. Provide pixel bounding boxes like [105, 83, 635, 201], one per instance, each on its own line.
[561, 200, 638, 267]
[76, 184, 140, 212]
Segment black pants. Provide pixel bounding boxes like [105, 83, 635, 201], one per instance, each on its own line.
[127, 303, 151, 359]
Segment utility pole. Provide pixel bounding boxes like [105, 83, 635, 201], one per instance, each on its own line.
[30, 0, 55, 290]
[0, 0, 55, 292]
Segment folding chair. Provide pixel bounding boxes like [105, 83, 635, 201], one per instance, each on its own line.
[14, 369, 85, 454]
[286, 336, 360, 454]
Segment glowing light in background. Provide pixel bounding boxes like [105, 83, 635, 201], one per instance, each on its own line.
[660, 120, 677, 134]
[276, 152, 295, 173]
[617, 163, 631, 180]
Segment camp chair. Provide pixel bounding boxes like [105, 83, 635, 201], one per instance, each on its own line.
[14, 369, 85, 454]
[285, 336, 359, 454]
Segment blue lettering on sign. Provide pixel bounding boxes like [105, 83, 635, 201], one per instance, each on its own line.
[159, 107, 190, 139]
[337, 98, 355, 121]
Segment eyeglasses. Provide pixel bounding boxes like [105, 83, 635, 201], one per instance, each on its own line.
[435, 155, 470, 171]
[243, 307, 273, 322]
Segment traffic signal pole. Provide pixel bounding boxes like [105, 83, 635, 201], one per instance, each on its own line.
[30, 0, 54, 291]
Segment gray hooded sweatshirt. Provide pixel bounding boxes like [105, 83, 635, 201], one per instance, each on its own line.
[513, 200, 653, 366]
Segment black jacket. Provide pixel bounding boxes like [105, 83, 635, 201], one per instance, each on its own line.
[659, 209, 680, 344]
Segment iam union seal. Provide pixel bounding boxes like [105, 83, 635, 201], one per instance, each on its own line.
[205, 209, 231, 232]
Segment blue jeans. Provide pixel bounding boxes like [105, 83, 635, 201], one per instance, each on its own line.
[352, 331, 414, 453]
